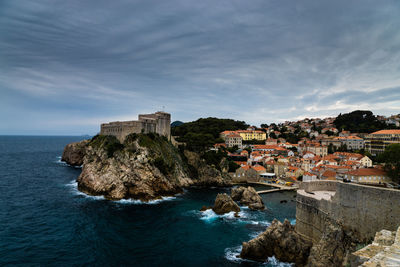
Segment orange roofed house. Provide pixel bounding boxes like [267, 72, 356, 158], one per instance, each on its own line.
[232, 165, 266, 183]
[346, 168, 390, 184]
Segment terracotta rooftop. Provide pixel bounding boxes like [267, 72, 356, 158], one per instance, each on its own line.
[371, 129, 400, 135]
[253, 165, 267, 172]
[322, 170, 337, 178]
[348, 168, 387, 176]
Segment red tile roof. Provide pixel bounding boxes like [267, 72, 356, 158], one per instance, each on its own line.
[371, 130, 400, 135]
[348, 168, 387, 176]
[253, 165, 266, 172]
[322, 170, 337, 179]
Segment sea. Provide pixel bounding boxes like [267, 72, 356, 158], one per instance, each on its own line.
[0, 136, 297, 266]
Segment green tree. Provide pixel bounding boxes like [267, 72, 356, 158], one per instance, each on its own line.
[338, 144, 348, 152]
[228, 161, 240, 172]
[333, 110, 386, 133]
[171, 117, 248, 152]
[378, 144, 400, 184]
[328, 143, 335, 154]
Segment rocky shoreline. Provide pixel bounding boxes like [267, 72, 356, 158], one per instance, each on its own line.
[62, 135, 369, 266]
[62, 134, 234, 201]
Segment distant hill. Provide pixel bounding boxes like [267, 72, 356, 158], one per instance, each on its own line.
[171, 117, 249, 151]
[171, 121, 184, 127]
[334, 110, 386, 133]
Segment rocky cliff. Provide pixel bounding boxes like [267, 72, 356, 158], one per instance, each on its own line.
[61, 140, 88, 166]
[63, 133, 233, 201]
[183, 150, 232, 186]
[77, 134, 193, 201]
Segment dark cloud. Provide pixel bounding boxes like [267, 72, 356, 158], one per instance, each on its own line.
[1, 0, 400, 134]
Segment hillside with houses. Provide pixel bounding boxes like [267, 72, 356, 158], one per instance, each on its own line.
[174, 110, 400, 188]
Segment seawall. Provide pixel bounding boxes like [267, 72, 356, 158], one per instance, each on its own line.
[296, 181, 400, 243]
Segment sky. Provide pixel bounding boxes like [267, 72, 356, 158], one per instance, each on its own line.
[1, 0, 400, 135]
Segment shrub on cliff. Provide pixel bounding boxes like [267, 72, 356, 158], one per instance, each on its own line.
[137, 133, 181, 177]
[124, 133, 138, 144]
[89, 135, 124, 158]
[153, 157, 174, 176]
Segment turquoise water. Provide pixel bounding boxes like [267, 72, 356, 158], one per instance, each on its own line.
[0, 136, 296, 266]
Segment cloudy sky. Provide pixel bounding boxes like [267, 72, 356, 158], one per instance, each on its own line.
[1, 0, 400, 135]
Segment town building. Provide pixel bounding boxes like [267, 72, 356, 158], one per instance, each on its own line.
[346, 168, 390, 184]
[321, 136, 364, 151]
[220, 130, 266, 141]
[303, 172, 318, 182]
[298, 142, 328, 157]
[364, 130, 400, 155]
[100, 111, 171, 142]
[236, 130, 267, 141]
[225, 133, 242, 148]
[342, 136, 364, 150]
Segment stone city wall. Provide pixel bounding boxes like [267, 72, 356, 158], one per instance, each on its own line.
[296, 181, 400, 243]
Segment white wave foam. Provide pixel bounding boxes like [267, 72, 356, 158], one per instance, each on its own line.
[66, 180, 178, 204]
[66, 180, 105, 200]
[225, 246, 294, 266]
[267, 256, 294, 266]
[55, 156, 82, 168]
[200, 209, 219, 222]
[224, 245, 243, 262]
[199, 209, 246, 223]
[116, 196, 177, 205]
[290, 219, 296, 225]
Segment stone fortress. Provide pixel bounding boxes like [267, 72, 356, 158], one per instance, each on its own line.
[100, 111, 171, 142]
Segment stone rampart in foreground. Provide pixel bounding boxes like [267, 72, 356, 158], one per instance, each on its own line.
[296, 181, 400, 243]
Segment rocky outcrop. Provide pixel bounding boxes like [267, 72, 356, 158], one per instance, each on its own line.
[184, 150, 232, 186]
[77, 134, 193, 201]
[212, 193, 240, 215]
[61, 140, 88, 166]
[240, 219, 312, 266]
[231, 186, 265, 210]
[306, 220, 359, 267]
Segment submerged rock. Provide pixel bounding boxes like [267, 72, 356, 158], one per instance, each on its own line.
[240, 219, 312, 266]
[61, 140, 88, 166]
[231, 186, 265, 210]
[212, 193, 240, 215]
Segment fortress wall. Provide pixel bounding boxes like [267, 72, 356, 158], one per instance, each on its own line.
[100, 112, 171, 142]
[296, 181, 400, 243]
[299, 180, 337, 192]
[100, 121, 145, 142]
[296, 192, 333, 243]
